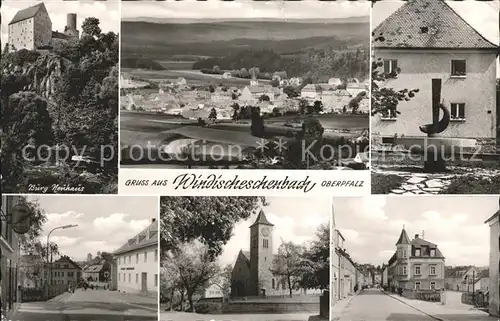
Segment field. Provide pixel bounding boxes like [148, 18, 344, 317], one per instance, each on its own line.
[122, 68, 270, 86]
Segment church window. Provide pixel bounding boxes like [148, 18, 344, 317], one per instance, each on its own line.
[263, 239, 269, 248]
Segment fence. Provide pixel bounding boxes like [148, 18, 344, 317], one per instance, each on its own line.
[20, 284, 68, 302]
[461, 291, 489, 309]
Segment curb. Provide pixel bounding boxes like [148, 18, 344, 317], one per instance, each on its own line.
[330, 289, 363, 321]
[382, 290, 447, 321]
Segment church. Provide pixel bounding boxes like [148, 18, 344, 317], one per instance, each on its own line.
[230, 209, 321, 297]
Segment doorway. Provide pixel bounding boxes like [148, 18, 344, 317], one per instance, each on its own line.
[141, 273, 147, 294]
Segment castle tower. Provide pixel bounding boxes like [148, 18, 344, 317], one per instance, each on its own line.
[249, 209, 274, 296]
[64, 13, 79, 39]
[395, 227, 411, 289]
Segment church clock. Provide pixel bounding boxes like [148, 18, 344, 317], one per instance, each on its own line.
[261, 227, 270, 237]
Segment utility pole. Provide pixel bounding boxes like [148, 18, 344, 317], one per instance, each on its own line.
[472, 270, 475, 305]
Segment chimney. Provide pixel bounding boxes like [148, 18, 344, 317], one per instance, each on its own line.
[415, 234, 419, 239]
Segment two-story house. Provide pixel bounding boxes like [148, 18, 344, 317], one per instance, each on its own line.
[372, 0, 498, 152]
[49, 256, 82, 285]
[485, 205, 499, 317]
[387, 228, 445, 292]
[1, 196, 22, 318]
[114, 218, 158, 297]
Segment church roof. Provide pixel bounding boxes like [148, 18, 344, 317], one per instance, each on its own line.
[373, 0, 498, 49]
[9, 3, 46, 25]
[250, 209, 274, 228]
[395, 228, 410, 245]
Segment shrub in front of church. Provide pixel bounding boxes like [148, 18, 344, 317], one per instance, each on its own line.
[193, 302, 222, 314]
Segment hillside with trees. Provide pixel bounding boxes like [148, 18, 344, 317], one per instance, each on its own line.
[1, 18, 118, 193]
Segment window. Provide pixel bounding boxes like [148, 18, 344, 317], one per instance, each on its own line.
[155, 274, 158, 287]
[402, 266, 407, 275]
[430, 265, 436, 276]
[381, 109, 397, 119]
[430, 281, 436, 290]
[136, 273, 138, 284]
[403, 249, 407, 258]
[415, 282, 421, 290]
[144, 252, 148, 263]
[272, 279, 275, 289]
[451, 59, 466, 76]
[263, 239, 269, 248]
[128, 273, 131, 282]
[68, 272, 74, 277]
[136, 253, 139, 264]
[123, 273, 126, 282]
[155, 249, 158, 262]
[415, 266, 421, 276]
[430, 249, 436, 257]
[415, 249, 421, 256]
[383, 59, 398, 74]
[450, 103, 465, 120]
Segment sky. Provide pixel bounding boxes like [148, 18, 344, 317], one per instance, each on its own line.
[372, 0, 499, 76]
[333, 196, 499, 267]
[121, 0, 370, 20]
[218, 197, 331, 267]
[27, 196, 158, 262]
[1, 0, 119, 46]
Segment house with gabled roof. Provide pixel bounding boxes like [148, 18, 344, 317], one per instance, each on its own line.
[387, 227, 445, 292]
[113, 218, 158, 297]
[372, 0, 499, 152]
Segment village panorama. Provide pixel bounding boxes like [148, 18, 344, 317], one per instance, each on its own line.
[120, 1, 370, 169]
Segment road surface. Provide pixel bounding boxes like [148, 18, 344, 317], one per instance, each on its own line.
[333, 288, 435, 321]
[161, 311, 313, 321]
[9, 289, 157, 321]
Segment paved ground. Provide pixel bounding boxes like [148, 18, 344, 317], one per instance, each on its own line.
[8, 289, 157, 321]
[333, 288, 435, 321]
[160, 311, 312, 321]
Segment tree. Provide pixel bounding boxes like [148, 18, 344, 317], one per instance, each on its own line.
[231, 103, 240, 120]
[164, 241, 219, 311]
[208, 108, 217, 121]
[213, 65, 221, 74]
[270, 78, 279, 87]
[81, 17, 102, 38]
[313, 100, 323, 113]
[299, 99, 308, 115]
[300, 223, 329, 290]
[18, 197, 48, 253]
[371, 32, 419, 116]
[160, 197, 264, 258]
[271, 242, 305, 298]
[283, 86, 299, 98]
[211, 264, 233, 301]
[250, 107, 265, 137]
[208, 85, 215, 93]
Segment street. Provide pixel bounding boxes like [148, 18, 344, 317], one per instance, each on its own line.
[9, 289, 157, 321]
[160, 311, 313, 321]
[333, 288, 435, 321]
[333, 289, 497, 321]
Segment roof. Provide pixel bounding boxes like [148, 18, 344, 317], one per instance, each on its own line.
[9, 3, 46, 25]
[485, 209, 499, 224]
[250, 209, 274, 227]
[373, 0, 498, 49]
[411, 236, 445, 258]
[53, 256, 82, 270]
[52, 31, 71, 40]
[113, 220, 158, 255]
[83, 264, 104, 273]
[396, 228, 410, 245]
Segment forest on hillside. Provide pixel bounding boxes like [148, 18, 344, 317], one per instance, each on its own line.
[1, 18, 119, 193]
[192, 47, 369, 82]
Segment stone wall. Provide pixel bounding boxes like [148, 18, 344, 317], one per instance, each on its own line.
[222, 301, 319, 314]
[33, 9, 52, 49]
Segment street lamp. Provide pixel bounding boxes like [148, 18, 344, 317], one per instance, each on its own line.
[46, 224, 78, 288]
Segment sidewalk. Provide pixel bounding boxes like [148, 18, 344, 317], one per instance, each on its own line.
[383, 290, 496, 321]
[330, 290, 362, 320]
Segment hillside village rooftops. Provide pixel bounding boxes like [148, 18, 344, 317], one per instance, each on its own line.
[113, 219, 158, 255]
[373, 0, 498, 49]
[9, 3, 46, 25]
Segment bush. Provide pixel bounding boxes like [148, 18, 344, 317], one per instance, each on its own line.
[371, 173, 405, 194]
[442, 175, 500, 194]
[193, 302, 221, 314]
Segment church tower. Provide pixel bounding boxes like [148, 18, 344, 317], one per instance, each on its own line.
[250, 67, 259, 86]
[395, 227, 411, 289]
[249, 209, 274, 296]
